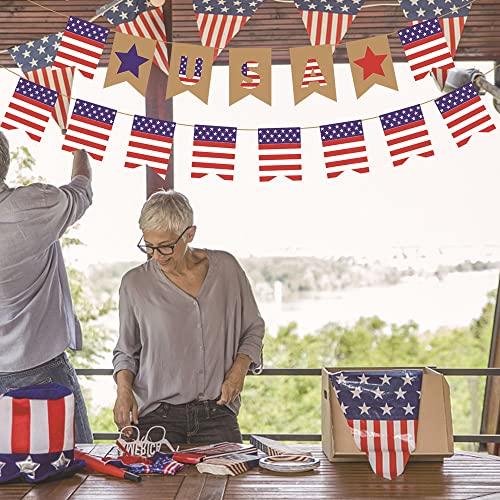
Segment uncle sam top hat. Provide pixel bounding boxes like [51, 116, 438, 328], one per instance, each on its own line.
[0, 383, 86, 483]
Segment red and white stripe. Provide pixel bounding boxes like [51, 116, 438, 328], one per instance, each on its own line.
[348, 419, 418, 480]
[301, 58, 327, 87]
[116, 7, 169, 75]
[0, 393, 75, 454]
[191, 141, 236, 181]
[241, 62, 261, 90]
[25, 66, 74, 130]
[383, 120, 434, 167]
[300, 11, 355, 48]
[322, 136, 369, 179]
[258, 143, 302, 182]
[53, 31, 105, 79]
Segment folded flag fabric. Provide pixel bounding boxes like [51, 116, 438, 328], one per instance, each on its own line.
[398, 18, 454, 81]
[173, 442, 257, 464]
[197, 453, 260, 476]
[105, 452, 184, 476]
[434, 82, 496, 147]
[53, 16, 109, 79]
[1, 78, 58, 142]
[331, 369, 423, 480]
[62, 99, 117, 161]
[249, 435, 311, 457]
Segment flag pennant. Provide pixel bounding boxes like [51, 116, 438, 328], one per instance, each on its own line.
[62, 99, 117, 162]
[192, 125, 237, 181]
[294, 0, 365, 48]
[192, 0, 265, 61]
[8, 33, 75, 130]
[104, 32, 156, 96]
[258, 127, 302, 182]
[125, 115, 176, 179]
[380, 104, 434, 167]
[434, 82, 496, 148]
[1, 78, 58, 142]
[331, 369, 423, 480]
[53, 16, 109, 79]
[398, 18, 455, 82]
[106, 2, 170, 76]
[320, 120, 370, 179]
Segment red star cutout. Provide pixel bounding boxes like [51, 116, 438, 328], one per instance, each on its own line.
[354, 47, 388, 80]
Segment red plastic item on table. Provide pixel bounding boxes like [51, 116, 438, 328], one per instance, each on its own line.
[74, 450, 142, 482]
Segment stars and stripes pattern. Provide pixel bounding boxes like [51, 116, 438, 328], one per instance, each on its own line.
[380, 105, 434, 167]
[1, 78, 58, 142]
[258, 127, 302, 182]
[241, 61, 261, 89]
[193, 0, 265, 60]
[192, 125, 237, 180]
[398, 18, 455, 81]
[331, 369, 423, 480]
[179, 56, 203, 85]
[125, 115, 176, 178]
[320, 120, 369, 178]
[8, 33, 75, 130]
[53, 16, 109, 79]
[106, 3, 169, 76]
[200, 454, 261, 475]
[301, 58, 327, 87]
[434, 82, 496, 148]
[294, 0, 365, 48]
[62, 99, 117, 161]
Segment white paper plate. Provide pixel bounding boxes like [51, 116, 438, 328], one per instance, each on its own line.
[259, 455, 320, 473]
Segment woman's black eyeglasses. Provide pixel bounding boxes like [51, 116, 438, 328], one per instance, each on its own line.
[137, 226, 191, 256]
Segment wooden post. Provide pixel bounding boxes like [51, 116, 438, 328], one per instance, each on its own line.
[145, 1, 174, 198]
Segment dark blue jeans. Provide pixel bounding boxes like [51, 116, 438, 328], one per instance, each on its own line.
[137, 400, 242, 445]
[0, 353, 93, 443]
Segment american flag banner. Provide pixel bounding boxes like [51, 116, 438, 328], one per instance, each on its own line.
[192, 124, 237, 180]
[400, 0, 472, 90]
[8, 33, 75, 130]
[320, 120, 370, 179]
[434, 82, 496, 148]
[379, 104, 434, 167]
[179, 55, 203, 85]
[398, 18, 455, 81]
[62, 99, 117, 161]
[241, 61, 261, 89]
[125, 115, 176, 179]
[53, 16, 109, 79]
[1, 78, 58, 142]
[258, 127, 302, 182]
[301, 59, 327, 87]
[192, 0, 265, 60]
[331, 369, 423, 480]
[294, 0, 365, 48]
[105, 2, 169, 76]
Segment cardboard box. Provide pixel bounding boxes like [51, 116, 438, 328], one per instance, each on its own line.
[321, 367, 454, 462]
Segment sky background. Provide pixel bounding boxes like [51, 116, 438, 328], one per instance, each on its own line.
[1, 61, 500, 268]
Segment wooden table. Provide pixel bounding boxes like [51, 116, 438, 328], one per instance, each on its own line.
[3, 446, 500, 500]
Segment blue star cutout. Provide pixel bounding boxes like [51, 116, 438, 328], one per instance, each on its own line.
[116, 44, 149, 78]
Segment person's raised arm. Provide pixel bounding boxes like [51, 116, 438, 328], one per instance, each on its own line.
[71, 149, 92, 181]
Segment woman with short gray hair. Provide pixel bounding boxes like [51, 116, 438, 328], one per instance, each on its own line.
[113, 190, 265, 444]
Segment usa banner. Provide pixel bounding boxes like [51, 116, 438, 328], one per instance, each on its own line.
[331, 370, 423, 480]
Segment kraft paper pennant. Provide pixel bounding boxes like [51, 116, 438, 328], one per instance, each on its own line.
[166, 43, 214, 103]
[229, 48, 272, 106]
[289, 45, 336, 105]
[104, 32, 157, 96]
[346, 35, 398, 99]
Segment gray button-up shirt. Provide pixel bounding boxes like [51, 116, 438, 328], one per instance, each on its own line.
[0, 176, 92, 372]
[113, 250, 265, 417]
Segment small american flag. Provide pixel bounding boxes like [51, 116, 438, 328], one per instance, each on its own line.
[8, 33, 74, 130]
[301, 58, 327, 88]
[331, 369, 423, 480]
[192, 124, 237, 181]
[125, 115, 176, 179]
[294, 0, 364, 48]
[105, 2, 169, 76]
[398, 18, 454, 81]
[434, 82, 496, 148]
[62, 99, 117, 161]
[1, 78, 58, 142]
[258, 127, 302, 182]
[53, 16, 109, 79]
[320, 120, 369, 179]
[241, 61, 261, 89]
[380, 105, 434, 167]
[179, 56, 203, 85]
[193, 0, 265, 60]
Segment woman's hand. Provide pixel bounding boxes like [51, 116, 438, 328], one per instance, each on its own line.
[113, 387, 139, 436]
[217, 353, 252, 405]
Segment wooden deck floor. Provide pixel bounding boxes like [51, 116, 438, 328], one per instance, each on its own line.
[2, 447, 500, 499]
